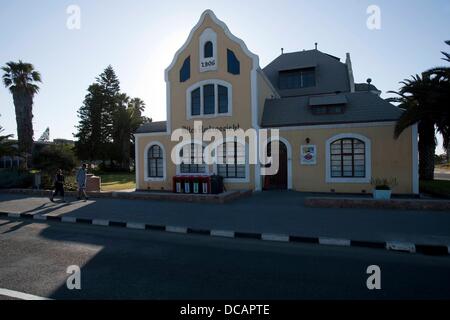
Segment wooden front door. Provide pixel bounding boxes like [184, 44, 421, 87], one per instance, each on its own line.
[263, 141, 288, 190]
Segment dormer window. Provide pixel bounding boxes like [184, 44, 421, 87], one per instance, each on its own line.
[279, 67, 316, 90]
[204, 41, 213, 58]
[311, 105, 344, 115]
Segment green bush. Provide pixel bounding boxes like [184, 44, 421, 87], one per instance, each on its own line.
[32, 144, 77, 174]
[0, 169, 33, 188]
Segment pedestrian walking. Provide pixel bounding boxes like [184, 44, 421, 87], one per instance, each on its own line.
[76, 163, 89, 201]
[50, 169, 65, 202]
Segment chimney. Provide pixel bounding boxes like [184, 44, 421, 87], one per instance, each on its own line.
[281, 48, 284, 55]
[315, 42, 318, 50]
[346, 53, 355, 93]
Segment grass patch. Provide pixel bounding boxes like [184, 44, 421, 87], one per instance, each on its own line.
[420, 180, 450, 199]
[98, 172, 136, 191]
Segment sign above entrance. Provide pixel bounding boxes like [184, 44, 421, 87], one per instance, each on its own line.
[301, 145, 317, 165]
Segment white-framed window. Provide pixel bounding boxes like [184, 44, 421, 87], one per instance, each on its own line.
[144, 142, 166, 182]
[216, 141, 246, 180]
[325, 133, 371, 183]
[177, 143, 209, 175]
[186, 79, 232, 119]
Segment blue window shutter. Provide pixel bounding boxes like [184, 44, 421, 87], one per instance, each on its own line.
[180, 56, 190, 82]
[227, 49, 240, 75]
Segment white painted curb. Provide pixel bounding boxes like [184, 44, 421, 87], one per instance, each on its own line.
[92, 219, 109, 226]
[126, 222, 145, 230]
[319, 238, 351, 247]
[386, 241, 416, 253]
[61, 216, 77, 223]
[166, 226, 188, 234]
[261, 234, 289, 242]
[0, 288, 52, 301]
[210, 230, 235, 238]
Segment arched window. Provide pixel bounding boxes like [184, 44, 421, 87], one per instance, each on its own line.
[179, 143, 207, 174]
[147, 145, 164, 178]
[187, 80, 232, 118]
[330, 138, 366, 178]
[204, 41, 213, 58]
[217, 141, 246, 179]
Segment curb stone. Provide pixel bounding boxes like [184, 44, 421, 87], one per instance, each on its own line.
[1, 211, 449, 257]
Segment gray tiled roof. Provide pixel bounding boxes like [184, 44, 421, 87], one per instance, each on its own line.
[135, 121, 167, 134]
[261, 92, 403, 128]
[262, 50, 351, 97]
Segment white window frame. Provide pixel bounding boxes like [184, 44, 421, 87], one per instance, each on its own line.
[199, 28, 218, 73]
[214, 139, 249, 183]
[175, 141, 211, 176]
[325, 133, 371, 184]
[186, 79, 233, 120]
[144, 141, 166, 182]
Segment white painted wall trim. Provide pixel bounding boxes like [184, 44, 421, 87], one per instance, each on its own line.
[266, 136, 293, 190]
[412, 123, 419, 194]
[143, 141, 167, 182]
[186, 79, 233, 119]
[325, 133, 371, 184]
[135, 135, 140, 188]
[277, 121, 397, 131]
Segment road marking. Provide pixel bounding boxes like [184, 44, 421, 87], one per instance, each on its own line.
[166, 226, 188, 234]
[126, 222, 145, 230]
[261, 233, 289, 242]
[319, 238, 351, 247]
[386, 241, 416, 253]
[0, 288, 52, 300]
[92, 219, 109, 226]
[61, 216, 77, 223]
[210, 230, 235, 238]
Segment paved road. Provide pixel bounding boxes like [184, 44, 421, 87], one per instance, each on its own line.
[435, 170, 450, 181]
[0, 218, 449, 300]
[1, 192, 450, 246]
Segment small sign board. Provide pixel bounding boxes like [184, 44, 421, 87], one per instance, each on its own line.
[301, 145, 317, 165]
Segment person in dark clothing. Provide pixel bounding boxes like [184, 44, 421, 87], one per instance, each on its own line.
[50, 169, 66, 202]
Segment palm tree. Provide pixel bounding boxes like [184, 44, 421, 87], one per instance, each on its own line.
[389, 41, 450, 180]
[2, 60, 41, 168]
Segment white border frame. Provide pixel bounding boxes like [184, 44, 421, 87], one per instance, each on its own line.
[186, 79, 233, 119]
[143, 141, 167, 182]
[325, 133, 371, 184]
[199, 28, 218, 73]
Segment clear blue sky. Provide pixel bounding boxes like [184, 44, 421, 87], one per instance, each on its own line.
[1, 0, 449, 153]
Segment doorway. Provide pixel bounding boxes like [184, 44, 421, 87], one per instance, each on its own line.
[263, 141, 288, 190]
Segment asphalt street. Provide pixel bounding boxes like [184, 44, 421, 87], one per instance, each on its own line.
[0, 218, 450, 300]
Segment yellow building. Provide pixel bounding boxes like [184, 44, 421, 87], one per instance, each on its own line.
[135, 10, 418, 195]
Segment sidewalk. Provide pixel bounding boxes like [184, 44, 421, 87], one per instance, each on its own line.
[1, 191, 450, 251]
